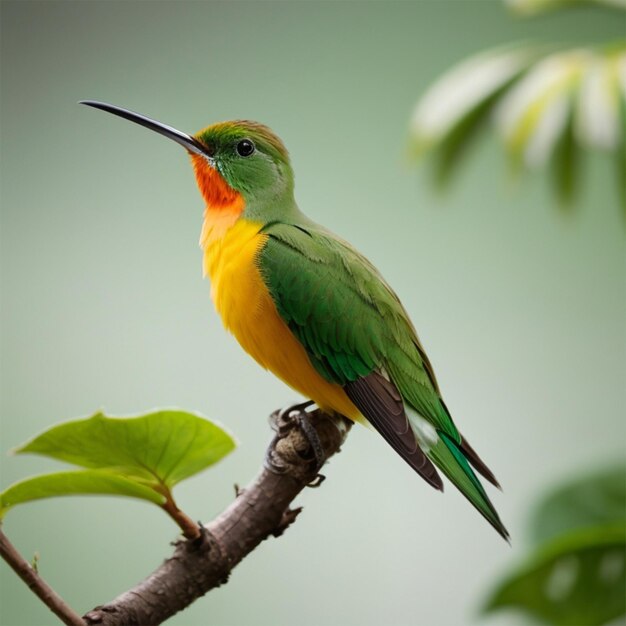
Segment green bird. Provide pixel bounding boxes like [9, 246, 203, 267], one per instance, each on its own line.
[81, 100, 509, 540]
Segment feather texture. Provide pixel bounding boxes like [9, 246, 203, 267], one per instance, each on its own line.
[259, 221, 456, 434]
[344, 373, 443, 490]
[258, 219, 508, 539]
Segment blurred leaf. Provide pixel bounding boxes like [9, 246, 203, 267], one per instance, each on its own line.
[411, 41, 626, 211]
[497, 51, 584, 169]
[15, 409, 236, 489]
[484, 465, 626, 625]
[410, 46, 538, 158]
[618, 88, 626, 215]
[551, 100, 579, 206]
[431, 76, 520, 186]
[576, 50, 622, 150]
[505, 0, 626, 17]
[530, 466, 626, 546]
[484, 525, 626, 626]
[0, 470, 165, 519]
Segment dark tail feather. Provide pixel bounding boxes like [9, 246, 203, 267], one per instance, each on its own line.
[438, 399, 502, 490]
[344, 373, 443, 491]
[460, 435, 501, 490]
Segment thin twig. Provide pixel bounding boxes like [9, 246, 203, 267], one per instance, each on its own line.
[0, 526, 85, 626]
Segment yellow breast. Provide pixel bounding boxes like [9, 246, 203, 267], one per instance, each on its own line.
[201, 216, 359, 420]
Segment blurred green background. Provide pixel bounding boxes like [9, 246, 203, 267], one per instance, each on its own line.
[1, 1, 624, 625]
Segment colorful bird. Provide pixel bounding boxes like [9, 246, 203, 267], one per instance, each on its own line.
[81, 101, 509, 540]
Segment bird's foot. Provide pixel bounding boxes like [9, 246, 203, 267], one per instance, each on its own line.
[264, 400, 326, 481]
[289, 402, 325, 474]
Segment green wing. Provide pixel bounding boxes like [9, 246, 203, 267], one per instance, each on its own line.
[258, 220, 456, 439]
[259, 221, 509, 540]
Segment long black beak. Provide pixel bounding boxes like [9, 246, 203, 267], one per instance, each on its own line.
[79, 100, 211, 157]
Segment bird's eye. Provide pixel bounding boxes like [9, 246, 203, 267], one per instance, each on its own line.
[236, 139, 255, 157]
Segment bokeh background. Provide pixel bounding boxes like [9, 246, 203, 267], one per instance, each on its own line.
[1, 1, 624, 625]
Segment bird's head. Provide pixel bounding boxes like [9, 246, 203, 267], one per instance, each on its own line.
[192, 120, 292, 204]
[80, 101, 295, 217]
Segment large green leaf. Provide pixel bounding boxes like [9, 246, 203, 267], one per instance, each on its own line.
[484, 525, 626, 626]
[1, 409, 236, 530]
[0, 470, 165, 519]
[529, 465, 626, 546]
[14, 409, 236, 488]
[484, 465, 626, 625]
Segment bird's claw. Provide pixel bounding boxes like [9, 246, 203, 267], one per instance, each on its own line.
[264, 435, 288, 474]
[293, 410, 325, 473]
[307, 473, 326, 488]
[265, 400, 326, 476]
[269, 400, 315, 434]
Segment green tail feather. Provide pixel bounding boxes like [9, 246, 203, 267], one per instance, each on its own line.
[429, 431, 509, 541]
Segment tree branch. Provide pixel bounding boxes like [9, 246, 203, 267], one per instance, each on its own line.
[83, 407, 351, 626]
[0, 527, 85, 626]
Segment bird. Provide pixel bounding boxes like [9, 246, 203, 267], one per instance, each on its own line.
[80, 100, 509, 540]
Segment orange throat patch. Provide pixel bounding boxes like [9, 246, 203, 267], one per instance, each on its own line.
[192, 154, 246, 251]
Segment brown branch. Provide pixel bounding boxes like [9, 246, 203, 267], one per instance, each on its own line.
[83, 407, 351, 626]
[0, 526, 85, 626]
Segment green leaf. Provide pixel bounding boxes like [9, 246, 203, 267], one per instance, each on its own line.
[500, 52, 584, 170]
[484, 525, 626, 626]
[410, 41, 625, 212]
[2, 410, 236, 531]
[530, 465, 626, 546]
[550, 97, 579, 207]
[410, 44, 560, 187]
[484, 465, 626, 625]
[410, 45, 539, 162]
[0, 470, 165, 519]
[618, 88, 626, 217]
[14, 409, 237, 489]
[430, 80, 518, 187]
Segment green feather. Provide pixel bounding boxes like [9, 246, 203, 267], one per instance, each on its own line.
[429, 432, 509, 540]
[258, 221, 458, 438]
[258, 220, 506, 539]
